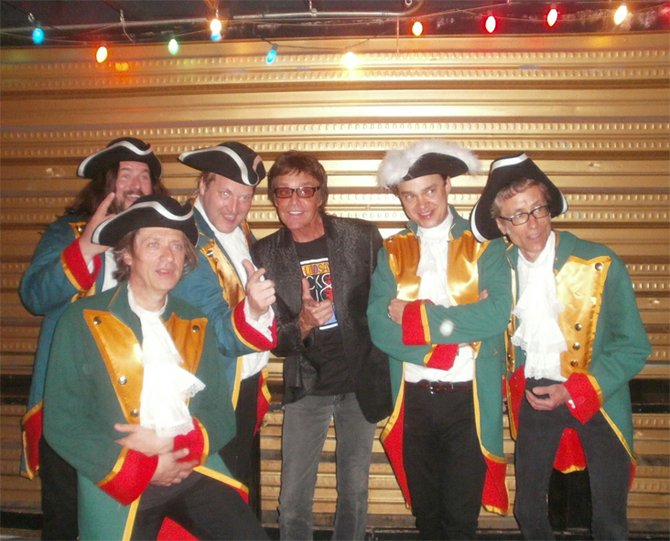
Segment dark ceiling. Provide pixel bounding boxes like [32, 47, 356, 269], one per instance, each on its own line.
[1, 1, 668, 48]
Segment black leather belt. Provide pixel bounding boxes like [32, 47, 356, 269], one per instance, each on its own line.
[406, 379, 473, 394]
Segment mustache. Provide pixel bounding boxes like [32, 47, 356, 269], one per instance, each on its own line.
[109, 191, 144, 214]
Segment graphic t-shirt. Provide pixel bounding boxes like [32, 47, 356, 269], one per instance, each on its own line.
[295, 235, 353, 395]
[301, 256, 338, 330]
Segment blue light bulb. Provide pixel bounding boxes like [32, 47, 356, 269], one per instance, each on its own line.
[32, 27, 45, 45]
[266, 46, 278, 64]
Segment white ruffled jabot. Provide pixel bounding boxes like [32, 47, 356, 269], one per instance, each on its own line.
[511, 232, 568, 382]
[128, 286, 205, 438]
[417, 214, 453, 306]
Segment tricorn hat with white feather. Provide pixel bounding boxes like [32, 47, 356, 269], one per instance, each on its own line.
[376, 140, 481, 190]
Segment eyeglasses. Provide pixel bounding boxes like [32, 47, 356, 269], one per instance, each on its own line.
[499, 204, 551, 226]
[273, 186, 320, 199]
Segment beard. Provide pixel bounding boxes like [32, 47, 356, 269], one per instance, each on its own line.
[109, 191, 144, 214]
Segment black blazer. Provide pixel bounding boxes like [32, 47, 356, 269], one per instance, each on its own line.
[251, 214, 392, 423]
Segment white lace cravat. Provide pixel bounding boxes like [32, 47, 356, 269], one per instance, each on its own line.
[417, 214, 453, 307]
[404, 213, 474, 384]
[128, 286, 205, 438]
[511, 232, 568, 381]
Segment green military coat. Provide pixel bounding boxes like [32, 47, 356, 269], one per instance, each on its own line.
[44, 282, 242, 540]
[367, 207, 512, 514]
[503, 230, 651, 472]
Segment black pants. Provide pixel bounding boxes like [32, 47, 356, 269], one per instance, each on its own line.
[515, 378, 630, 540]
[403, 382, 486, 540]
[131, 473, 269, 540]
[39, 436, 78, 540]
[219, 372, 262, 515]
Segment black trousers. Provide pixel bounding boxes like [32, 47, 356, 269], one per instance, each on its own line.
[219, 372, 262, 515]
[403, 382, 486, 540]
[39, 436, 78, 540]
[131, 473, 269, 540]
[515, 378, 630, 540]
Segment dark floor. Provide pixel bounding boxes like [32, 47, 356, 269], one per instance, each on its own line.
[1, 512, 668, 541]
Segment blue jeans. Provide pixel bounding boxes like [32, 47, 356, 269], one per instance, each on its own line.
[279, 392, 376, 540]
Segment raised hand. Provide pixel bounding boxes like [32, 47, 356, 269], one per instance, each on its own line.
[298, 278, 334, 338]
[243, 259, 276, 320]
[79, 192, 116, 263]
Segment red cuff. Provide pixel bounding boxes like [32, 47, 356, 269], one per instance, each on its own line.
[402, 300, 431, 345]
[98, 449, 157, 505]
[425, 344, 459, 370]
[173, 418, 207, 465]
[62, 239, 101, 291]
[564, 373, 601, 424]
[232, 300, 277, 351]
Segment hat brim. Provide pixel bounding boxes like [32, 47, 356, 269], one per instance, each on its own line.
[470, 155, 568, 242]
[92, 199, 198, 246]
[179, 144, 266, 187]
[403, 154, 469, 182]
[377, 140, 481, 189]
[77, 141, 162, 179]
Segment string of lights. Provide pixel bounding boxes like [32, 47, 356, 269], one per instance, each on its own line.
[1, 2, 668, 65]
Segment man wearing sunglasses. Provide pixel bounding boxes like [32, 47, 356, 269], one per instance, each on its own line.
[470, 153, 651, 540]
[251, 150, 392, 540]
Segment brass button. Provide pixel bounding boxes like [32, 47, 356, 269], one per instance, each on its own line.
[118, 376, 127, 385]
[595, 262, 604, 271]
[192, 325, 200, 333]
[574, 323, 583, 331]
[130, 408, 139, 417]
[93, 317, 101, 325]
[570, 360, 579, 367]
[572, 342, 581, 350]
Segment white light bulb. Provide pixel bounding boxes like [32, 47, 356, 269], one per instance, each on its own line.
[342, 51, 358, 70]
[614, 4, 628, 25]
[210, 18, 222, 35]
[96, 45, 108, 63]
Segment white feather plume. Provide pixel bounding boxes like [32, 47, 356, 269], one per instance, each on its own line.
[376, 140, 481, 189]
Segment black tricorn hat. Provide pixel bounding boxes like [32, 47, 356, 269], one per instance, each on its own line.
[92, 195, 198, 247]
[470, 153, 568, 242]
[77, 137, 162, 180]
[377, 140, 481, 189]
[179, 141, 266, 187]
